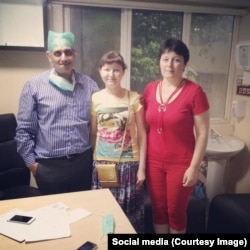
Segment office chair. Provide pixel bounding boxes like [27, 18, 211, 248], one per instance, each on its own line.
[207, 193, 250, 233]
[0, 113, 41, 200]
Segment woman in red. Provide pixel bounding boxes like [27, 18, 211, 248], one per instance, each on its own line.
[143, 38, 210, 234]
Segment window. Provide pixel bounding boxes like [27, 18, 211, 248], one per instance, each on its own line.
[70, 6, 121, 87]
[131, 10, 183, 93]
[188, 14, 234, 118]
[61, 3, 236, 119]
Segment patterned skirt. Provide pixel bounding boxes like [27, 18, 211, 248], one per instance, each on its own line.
[92, 160, 144, 233]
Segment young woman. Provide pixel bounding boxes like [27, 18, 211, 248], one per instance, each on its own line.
[91, 51, 147, 233]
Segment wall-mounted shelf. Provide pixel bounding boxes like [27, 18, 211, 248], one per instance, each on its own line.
[0, 0, 47, 51]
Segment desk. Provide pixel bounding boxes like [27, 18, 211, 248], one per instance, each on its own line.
[0, 189, 136, 250]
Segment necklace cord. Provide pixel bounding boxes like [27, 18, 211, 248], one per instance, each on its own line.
[157, 79, 185, 134]
[159, 79, 185, 105]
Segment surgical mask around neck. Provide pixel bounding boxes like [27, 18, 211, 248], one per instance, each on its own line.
[49, 72, 74, 92]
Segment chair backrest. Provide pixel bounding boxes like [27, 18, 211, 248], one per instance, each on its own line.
[0, 113, 17, 143]
[0, 113, 30, 190]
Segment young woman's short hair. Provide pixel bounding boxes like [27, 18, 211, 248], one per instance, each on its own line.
[99, 51, 127, 70]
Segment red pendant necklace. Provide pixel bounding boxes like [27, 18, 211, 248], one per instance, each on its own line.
[158, 79, 184, 112]
[157, 79, 185, 134]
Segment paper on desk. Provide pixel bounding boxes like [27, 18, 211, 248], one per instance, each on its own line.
[0, 209, 35, 242]
[26, 203, 92, 242]
[0, 203, 91, 243]
[0, 208, 70, 243]
[66, 207, 92, 224]
[0, 209, 38, 242]
[25, 215, 71, 242]
[29, 202, 92, 224]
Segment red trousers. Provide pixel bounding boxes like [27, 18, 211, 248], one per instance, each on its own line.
[146, 157, 194, 231]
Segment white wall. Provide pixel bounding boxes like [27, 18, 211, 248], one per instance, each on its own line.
[0, 50, 48, 114]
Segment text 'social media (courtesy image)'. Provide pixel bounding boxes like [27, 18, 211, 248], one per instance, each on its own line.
[108, 234, 249, 249]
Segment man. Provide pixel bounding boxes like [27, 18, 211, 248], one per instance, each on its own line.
[15, 31, 99, 195]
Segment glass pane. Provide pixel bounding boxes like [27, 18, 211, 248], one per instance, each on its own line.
[189, 14, 234, 118]
[131, 10, 183, 93]
[70, 6, 121, 87]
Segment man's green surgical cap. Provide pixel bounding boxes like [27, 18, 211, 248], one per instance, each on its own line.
[47, 30, 75, 51]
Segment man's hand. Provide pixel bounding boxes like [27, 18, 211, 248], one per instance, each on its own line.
[29, 163, 38, 176]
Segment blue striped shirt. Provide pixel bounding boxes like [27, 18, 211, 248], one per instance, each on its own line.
[15, 69, 99, 167]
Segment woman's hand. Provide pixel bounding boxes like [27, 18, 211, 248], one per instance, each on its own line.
[136, 168, 145, 187]
[182, 166, 199, 187]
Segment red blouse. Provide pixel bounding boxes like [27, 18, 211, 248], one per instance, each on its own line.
[143, 79, 209, 164]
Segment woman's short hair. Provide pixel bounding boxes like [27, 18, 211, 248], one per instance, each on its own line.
[99, 51, 127, 70]
[158, 38, 190, 64]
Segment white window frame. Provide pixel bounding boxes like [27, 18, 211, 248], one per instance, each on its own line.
[49, 0, 244, 123]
